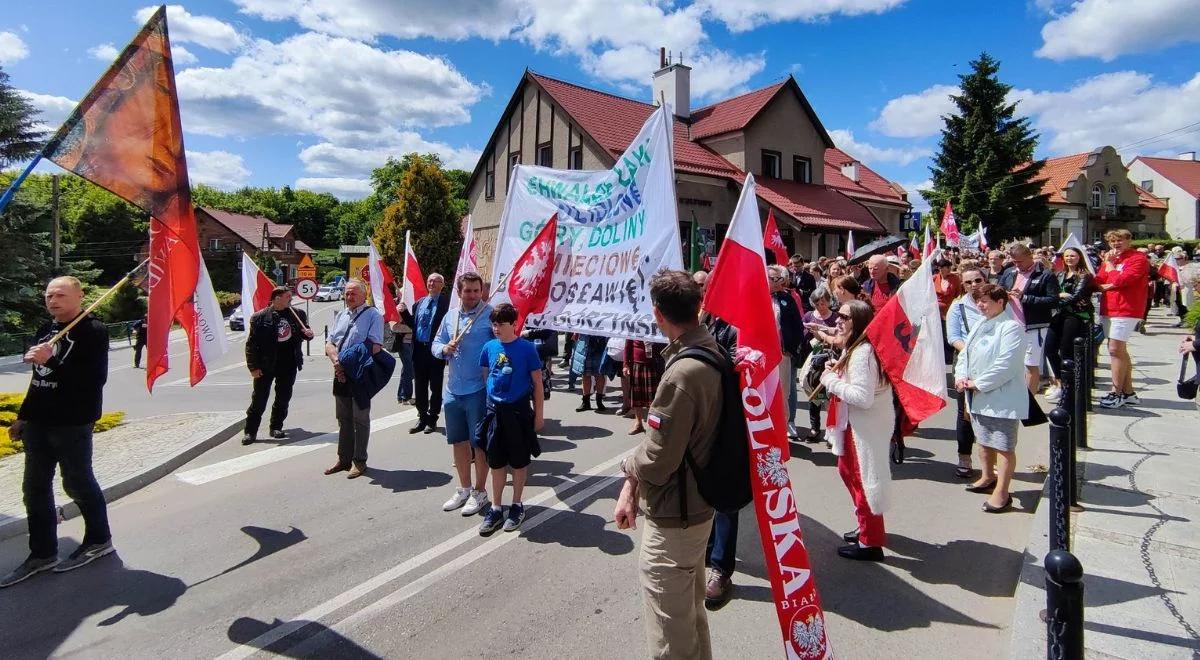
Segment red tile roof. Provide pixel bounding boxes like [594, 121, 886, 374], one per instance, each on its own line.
[754, 177, 886, 233]
[824, 147, 908, 206]
[1136, 184, 1168, 209]
[200, 207, 314, 253]
[689, 83, 784, 140]
[1033, 152, 1167, 209]
[1132, 156, 1200, 199]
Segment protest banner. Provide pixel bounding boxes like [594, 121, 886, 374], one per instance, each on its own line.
[488, 104, 682, 341]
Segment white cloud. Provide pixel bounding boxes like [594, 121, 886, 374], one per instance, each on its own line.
[1011, 71, 1200, 156]
[581, 44, 764, 102]
[299, 132, 481, 180]
[233, 0, 522, 41]
[897, 179, 933, 211]
[697, 0, 907, 32]
[175, 32, 486, 141]
[1036, 0, 1200, 61]
[829, 129, 930, 166]
[0, 31, 29, 65]
[295, 177, 373, 200]
[88, 43, 121, 61]
[869, 83, 958, 138]
[186, 150, 251, 190]
[135, 5, 246, 53]
[173, 46, 199, 66]
[18, 90, 76, 131]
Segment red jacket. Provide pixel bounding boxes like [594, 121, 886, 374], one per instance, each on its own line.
[1094, 249, 1149, 318]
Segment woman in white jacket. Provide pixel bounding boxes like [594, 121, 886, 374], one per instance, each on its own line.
[819, 300, 894, 562]
[955, 283, 1028, 513]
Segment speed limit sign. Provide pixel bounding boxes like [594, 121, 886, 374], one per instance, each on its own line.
[294, 278, 319, 300]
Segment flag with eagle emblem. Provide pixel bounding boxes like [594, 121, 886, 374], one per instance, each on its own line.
[508, 214, 558, 332]
[763, 209, 789, 266]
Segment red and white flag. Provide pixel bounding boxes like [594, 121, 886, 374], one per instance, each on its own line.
[896, 245, 906, 259]
[940, 201, 960, 247]
[764, 209, 789, 266]
[909, 235, 920, 259]
[922, 224, 935, 259]
[704, 173, 831, 660]
[1159, 252, 1180, 284]
[448, 214, 479, 311]
[240, 252, 274, 333]
[1054, 232, 1096, 275]
[367, 239, 401, 323]
[507, 214, 558, 332]
[845, 230, 856, 261]
[864, 257, 948, 423]
[399, 231, 428, 309]
[978, 222, 989, 252]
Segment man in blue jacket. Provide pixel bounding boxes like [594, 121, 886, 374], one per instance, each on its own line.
[324, 280, 384, 479]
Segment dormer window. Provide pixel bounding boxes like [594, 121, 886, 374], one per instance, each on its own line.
[761, 150, 782, 179]
[793, 156, 812, 183]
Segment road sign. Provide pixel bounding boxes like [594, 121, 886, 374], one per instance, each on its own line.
[294, 278, 319, 300]
[902, 211, 922, 232]
[359, 264, 370, 281]
[297, 254, 317, 279]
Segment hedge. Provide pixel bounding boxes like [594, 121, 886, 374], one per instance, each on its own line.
[0, 394, 126, 458]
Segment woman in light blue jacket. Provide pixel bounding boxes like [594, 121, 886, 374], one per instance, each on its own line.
[954, 283, 1028, 513]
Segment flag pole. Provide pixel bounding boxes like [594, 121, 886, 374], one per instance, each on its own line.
[47, 257, 150, 346]
[288, 306, 309, 332]
[447, 270, 512, 345]
[0, 154, 45, 216]
[807, 331, 870, 402]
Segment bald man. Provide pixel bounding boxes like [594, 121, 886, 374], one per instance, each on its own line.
[863, 254, 901, 312]
[2, 277, 114, 588]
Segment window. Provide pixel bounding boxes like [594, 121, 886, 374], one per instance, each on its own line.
[792, 156, 812, 183]
[1141, 180, 1154, 193]
[1091, 184, 1103, 209]
[536, 142, 553, 167]
[761, 150, 782, 179]
[1108, 185, 1118, 212]
[509, 152, 521, 175]
[208, 238, 222, 251]
[285, 241, 293, 254]
[1049, 227, 1063, 248]
[484, 166, 496, 200]
[234, 243, 243, 252]
[568, 145, 583, 170]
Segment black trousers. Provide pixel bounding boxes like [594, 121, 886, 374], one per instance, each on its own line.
[245, 366, 298, 436]
[23, 423, 110, 558]
[1045, 314, 1087, 381]
[955, 389, 975, 456]
[133, 339, 146, 368]
[413, 342, 445, 424]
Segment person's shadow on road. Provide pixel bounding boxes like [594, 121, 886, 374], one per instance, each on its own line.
[227, 616, 381, 659]
[366, 468, 452, 493]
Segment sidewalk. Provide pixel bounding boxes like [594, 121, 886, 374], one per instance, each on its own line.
[1011, 308, 1200, 658]
[0, 411, 243, 541]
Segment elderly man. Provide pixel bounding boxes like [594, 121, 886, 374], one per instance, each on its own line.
[615, 270, 723, 660]
[787, 254, 816, 311]
[401, 273, 450, 434]
[2, 277, 113, 588]
[999, 244, 1060, 393]
[324, 279, 384, 479]
[863, 254, 901, 312]
[768, 264, 805, 438]
[986, 250, 1011, 285]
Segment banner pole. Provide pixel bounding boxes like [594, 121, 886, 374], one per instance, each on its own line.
[47, 257, 149, 346]
[0, 154, 45, 216]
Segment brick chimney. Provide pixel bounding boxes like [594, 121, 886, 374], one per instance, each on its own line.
[652, 47, 691, 118]
[840, 161, 860, 183]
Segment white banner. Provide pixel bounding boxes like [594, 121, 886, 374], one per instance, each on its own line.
[489, 104, 683, 341]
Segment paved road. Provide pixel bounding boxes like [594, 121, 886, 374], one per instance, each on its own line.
[0, 319, 1051, 659]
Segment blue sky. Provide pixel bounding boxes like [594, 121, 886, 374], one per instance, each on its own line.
[2, 0, 1198, 210]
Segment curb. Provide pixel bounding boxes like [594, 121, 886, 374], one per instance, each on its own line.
[0, 415, 245, 542]
[1008, 468, 1054, 658]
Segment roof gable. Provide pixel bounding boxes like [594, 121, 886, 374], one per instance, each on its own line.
[199, 207, 313, 253]
[690, 77, 833, 148]
[1034, 150, 1167, 210]
[1132, 156, 1200, 199]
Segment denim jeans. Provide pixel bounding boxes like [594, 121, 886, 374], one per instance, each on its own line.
[396, 342, 414, 401]
[22, 422, 111, 558]
[705, 509, 738, 576]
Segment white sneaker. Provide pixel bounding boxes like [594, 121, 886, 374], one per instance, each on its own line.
[1123, 392, 1141, 406]
[1100, 393, 1126, 409]
[1044, 385, 1062, 403]
[442, 487, 470, 512]
[462, 490, 490, 516]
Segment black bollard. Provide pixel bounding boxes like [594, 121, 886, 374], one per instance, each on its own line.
[1073, 337, 1088, 450]
[1060, 359, 1079, 508]
[1044, 549, 1085, 659]
[1048, 403, 1072, 552]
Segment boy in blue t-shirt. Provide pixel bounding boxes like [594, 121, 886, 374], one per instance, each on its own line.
[475, 303, 544, 535]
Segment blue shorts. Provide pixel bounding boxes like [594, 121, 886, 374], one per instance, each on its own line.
[444, 388, 486, 444]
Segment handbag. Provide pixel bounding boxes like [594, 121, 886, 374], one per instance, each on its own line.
[800, 348, 832, 397]
[1177, 354, 1198, 400]
[1021, 390, 1048, 427]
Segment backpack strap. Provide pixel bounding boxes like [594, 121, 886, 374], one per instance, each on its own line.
[671, 346, 728, 527]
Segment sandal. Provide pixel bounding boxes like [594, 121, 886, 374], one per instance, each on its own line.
[965, 480, 997, 494]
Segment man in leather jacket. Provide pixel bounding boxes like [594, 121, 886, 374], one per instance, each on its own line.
[244, 286, 312, 444]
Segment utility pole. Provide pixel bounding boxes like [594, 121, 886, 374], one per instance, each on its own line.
[51, 174, 61, 271]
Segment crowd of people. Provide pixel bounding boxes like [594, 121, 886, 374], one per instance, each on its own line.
[6, 225, 1195, 660]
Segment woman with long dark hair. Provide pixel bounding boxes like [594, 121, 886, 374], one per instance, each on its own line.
[1043, 247, 1094, 403]
[819, 299, 894, 561]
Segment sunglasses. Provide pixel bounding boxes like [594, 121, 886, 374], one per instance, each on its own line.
[836, 312, 852, 321]
[964, 277, 984, 284]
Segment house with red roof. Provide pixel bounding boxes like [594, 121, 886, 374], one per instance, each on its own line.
[465, 59, 910, 274]
[1128, 153, 1200, 239]
[1031, 146, 1167, 246]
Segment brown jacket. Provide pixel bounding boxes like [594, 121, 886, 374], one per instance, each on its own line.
[627, 325, 722, 527]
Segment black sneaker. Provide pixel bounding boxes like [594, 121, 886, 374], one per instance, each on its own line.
[0, 555, 59, 588]
[53, 541, 114, 573]
[503, 503, 526, 532]
[409, 421, 428, 434]
[241, 433, 255, 446]
[269, 429, 288, 440]
[479, 507, 505, 536]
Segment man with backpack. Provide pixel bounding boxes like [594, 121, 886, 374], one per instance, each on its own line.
[615, 270, 725, 660]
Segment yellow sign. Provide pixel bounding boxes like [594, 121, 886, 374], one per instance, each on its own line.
[297, 254, 317, 278]
[348, 256, 368, 283]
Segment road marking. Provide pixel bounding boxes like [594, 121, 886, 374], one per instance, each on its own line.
[215, 447, 634, 660]
[161, 360, 248, 386]
[175, 409, 420, 486]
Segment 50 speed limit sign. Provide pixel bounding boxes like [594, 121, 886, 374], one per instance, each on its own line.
[294, 278, 319, 300]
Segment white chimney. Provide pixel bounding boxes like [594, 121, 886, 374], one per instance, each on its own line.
[841, 161, 860, 183]
[652, 47, 691, 118]
[1178, 151, 1197, 161]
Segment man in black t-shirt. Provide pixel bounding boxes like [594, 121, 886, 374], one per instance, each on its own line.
[243, 286, 313, 444]
[1, 276, 113, 588]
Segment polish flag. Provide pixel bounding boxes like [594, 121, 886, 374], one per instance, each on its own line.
[508, 214, 558, 332]
[896, 245, 906, 259]
[909, 236, 920, 259]
[1159, 252, 1180, 284]
[704, 173, 831, 660]
[448, 214, 479, 311]
[763, 209, 789, 266]
[240, 252, 275, 334]
[367, 239, 401, 323]
[399, 231, 428, 309]
[940, 201, 960, 247]
[1053, 233, 1095, 274]
[845, 230, 856, 261]
[922, 224, 935, 259]
[978, 222, 989, 252]
[864, 256, 947, 423]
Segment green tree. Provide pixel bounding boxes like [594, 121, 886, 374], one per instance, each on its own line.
[0, 67, 42, 167]
[374, 153, 461, 277]
[66, 184, 149, 282]
[921, 53, 1052, 243]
